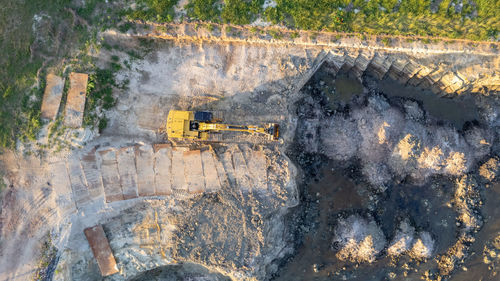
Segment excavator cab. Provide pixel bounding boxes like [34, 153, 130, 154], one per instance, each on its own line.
[166, 110, 279, 142]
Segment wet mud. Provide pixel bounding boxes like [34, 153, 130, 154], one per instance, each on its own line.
[273, 65, 498, 281]
[449, 182, 500, 281]
[128, 263, 232, 281]
[373, 76, 479, 129]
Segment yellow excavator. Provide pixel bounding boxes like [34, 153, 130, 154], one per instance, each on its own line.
[165, 110, 279, 142]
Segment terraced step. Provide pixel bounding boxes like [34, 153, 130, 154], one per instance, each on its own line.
[135, 145, 155, 197]
[387, 58, 410, 83]
[99, 149, 124, 203]
[65, 144, 267, 207]
[81, 149, 105, 200]
[219, 148, 237, 187]
[67, 156, 91, 207]
[339, 50, 359, 73]
[370, 55, 391, 77]
[153, 144, 173, 195]
[116, 146, 139, 200]
[200, 149, 222, 192]
[351, 51, 374, 77]
[231, 146, 253, 192]
[322, 51, 473, 95]
[48, 161, 76, 213]
[183, 150, 205, 194]
[170, 147, 187, 192]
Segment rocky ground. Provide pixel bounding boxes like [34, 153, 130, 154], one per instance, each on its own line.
[0, 26, 499, 281]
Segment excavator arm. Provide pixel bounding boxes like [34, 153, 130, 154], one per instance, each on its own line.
[198, 122, 279, 140]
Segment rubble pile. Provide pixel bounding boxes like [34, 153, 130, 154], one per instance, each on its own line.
[436, 175, 483, 276]
[319, 95, 491, 188]
[332, 214, 386, 263]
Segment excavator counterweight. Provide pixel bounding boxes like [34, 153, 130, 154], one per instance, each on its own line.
[166, 110, 279, 142]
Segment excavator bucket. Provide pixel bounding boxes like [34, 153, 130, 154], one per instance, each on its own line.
[267, 123, 279, 140]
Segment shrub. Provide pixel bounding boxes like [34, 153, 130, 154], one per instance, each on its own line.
[186, 0, 221, 22]
[98, 116, 108, 133]
[221, 0, 264, 25]
[127, 0, 178, 23]
[268, 29, 282, 39]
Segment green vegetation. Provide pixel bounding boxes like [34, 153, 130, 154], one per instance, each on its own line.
[265, 0, 352, 31]
[98, 116, 108, 133]
[129, 0, 499, 41]
[186, 0, 221, 22]
[133, 0, 267, 25]
[205, 23, 215, 32]
[44, 115, 69, 152]
[126, 0, 179, 23]
[0, 170, 6, 192]
[33, 233, 58, 281]
[0, 0, 71, 149]
[0, 0, 126, 150]
[83, 69, 117, 130]
[265, 0, 499, 40]
[221, 0, 265, 25]
[268, 29, 283, 39]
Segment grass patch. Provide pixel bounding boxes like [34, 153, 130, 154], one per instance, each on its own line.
[381, 37, 391, 46]
[205, 23, 215, 32]
[0, 170, 6, 192]
[133, 0, 500, 41]
[221, 0, 265, 25]
[83, 68, 117, 131]
[268, 29, 282, 39]
[126, 0, 179, 23]
[265, 0, 499, 41]
[0, 0, 127, 150]
[32, 233, 58, 281]
[0, 1, 69, 149]
[186, 0, 221, 22]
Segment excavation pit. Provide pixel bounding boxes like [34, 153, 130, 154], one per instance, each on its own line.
[275, 62, 494, 280]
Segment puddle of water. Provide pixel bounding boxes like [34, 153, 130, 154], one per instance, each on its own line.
[333, 73, 364, 103]
[311, 64, 480, 129]
[375, 77, 479, 129]
[376, 178, 458, 254]
[449, 182, 500, 281]
[274, 164, 371, 281]
[307, 66, 363, 110]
